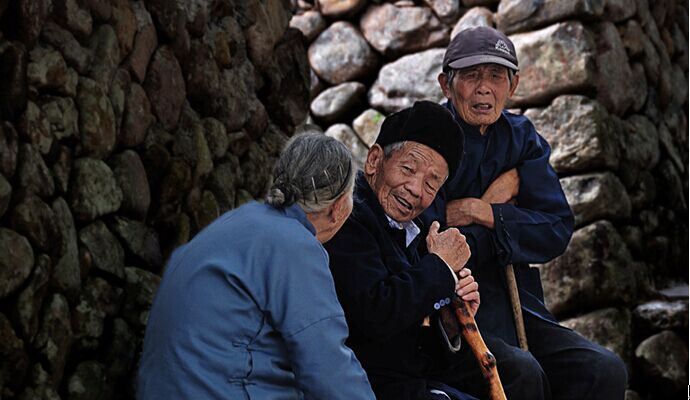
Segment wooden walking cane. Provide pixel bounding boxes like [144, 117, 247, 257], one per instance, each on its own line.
[505, 264, 529, 351]
[450, 296, 507, 400]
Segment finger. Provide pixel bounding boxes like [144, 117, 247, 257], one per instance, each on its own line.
[461, 290, 480, 303]
[458, 268, 471, 278]
[457, 281, 478, 297]
[429, 221, 440, 236]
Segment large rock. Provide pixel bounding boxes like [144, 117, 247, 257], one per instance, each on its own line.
[422, 0, 460, 24]
[0, 41, 28, 121]
[76, 77, 117, 159]
[325, 124, 368, 168]
[309, 21, 378, 85]
[592, 22, 635, 116]
[360, 4, 449, 58]
[290, 11, 327, 42]
[619, 115, 660, 186]
[318, 0, 366, 18]
[369, 48, 445, 113]
[110, 150, 151, 219]
[496, 0, 604, 34]
[79, 221, 125, 280]
[202, 118, 229, 161]
[109, 68, 130, 133]
[352, 108, 385, 147]
[539, 220, 638, 317]
[144, 46, 186, 131]
[10, 194, 59, 254]
[69, 158, 123, 222]
[41, 21, 91, 74]
[15, 254, 51, 342]
[509, 22, 596, 107]
[244, 0, 291, 68]
[127, 2, 158, 83]
[42, 97, 79, 141]
[0, 228, 34, 299]
[108, 216, 162, 269]
[560, 308, 632, 364]
[123, 267, 161, 332]
[310, 82, 366, 124]
[451, 7, 493, 38]
[72, 278, 121, 352]
[87, 24, 121, 87]
[51, 198, 81, 300]
[604, 0, 637, 22]
[33, 294, 73, 387]
[27, 46, 70, 94]
[0, 313, 29, 394]
[524, 95, 620, 173]
[561, 172, 631, 227]
[634, 330, 688, 397]
[121, 83, 154, 148]
[633, 300, 689, 337]
[111, 0, 137, 55]
[16, 143, 55, 199]
[206, 156, 242, 212]
[240, 142, 271, 198]
[184, 41, 221, 117]
[18, 101, 53, 156]
[54, 0, 93, 39]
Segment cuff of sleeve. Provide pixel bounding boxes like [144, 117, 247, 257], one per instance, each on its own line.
[490, 204, 515, 265]
[459, 225, 496, 269]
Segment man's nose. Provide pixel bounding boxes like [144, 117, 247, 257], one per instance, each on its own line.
[404, 177, 422, 198]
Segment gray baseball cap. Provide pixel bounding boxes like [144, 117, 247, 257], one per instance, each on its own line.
[443, 26, 519, 72]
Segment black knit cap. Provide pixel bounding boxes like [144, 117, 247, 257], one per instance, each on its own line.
[443, 26, 518, 72]
[375, 101, 464, 180]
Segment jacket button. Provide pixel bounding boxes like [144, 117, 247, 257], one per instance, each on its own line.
[434, 303, 440, 310]
[445, 297, 451, 304]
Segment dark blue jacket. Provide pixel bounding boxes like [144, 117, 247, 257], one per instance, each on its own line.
[421, 103, 575, 346]
[324, 173, 461, 399]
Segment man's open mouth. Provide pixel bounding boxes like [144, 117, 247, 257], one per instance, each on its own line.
[394, 195, 412, 211]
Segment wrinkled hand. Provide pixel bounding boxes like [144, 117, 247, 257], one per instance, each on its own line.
[456, 268, 480, 317]
[446, 198, 494, 228]
[426, 221, 471, 273]
[482, 168, 519, 204]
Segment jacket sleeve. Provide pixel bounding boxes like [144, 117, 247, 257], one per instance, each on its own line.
[489, 130, 574, 266]
[325, 216, 456, 341]
[264, 238, 376, 400]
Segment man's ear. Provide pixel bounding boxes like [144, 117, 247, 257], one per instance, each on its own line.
[364, 144, 384, 176]
[438, 73, 452, 99]
[328, 191, 350, 223]
[508, 73, 520, 97]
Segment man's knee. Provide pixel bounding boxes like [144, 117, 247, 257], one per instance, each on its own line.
[498, 349, 549, 400]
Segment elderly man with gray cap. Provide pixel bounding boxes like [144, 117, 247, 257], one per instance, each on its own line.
[420, 26, 628, 399]
[324, 101, 481, 400]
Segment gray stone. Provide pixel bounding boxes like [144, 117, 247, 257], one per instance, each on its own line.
[79, 221, 125, 280]
[0, 313, 29, 394]
[626, 170, 657, 210]
[227, 130, 252, 157]
[42, 97, 79, 141]
[620, 20, 646, 59]
[509, 22, 596, 107]
[244, 0, 291, 68]
[0, 122, 18, 179]
[0, 229, 34, 299]
[109, 216, 162, 269]
[11, 194, 59, 254]
[76, 77, 117, 159]
[27, 46, 70, 95]
[54, 0, 93, 39]
[18, 101, 52, 156]
[309, 21, 378, 85]
[311, 82, 366, 124]
[110, 150, 151, 219]
[496, 0, 604, 34]
[51, 197, 81, 300]
[560, 308, 632, 364]
[0, 41, 28, 121]
[634, 300, 688, 336]
[0, 174, 9, 218]
[539, 221, 638, 317]
[121, 83, 154, 148]
[140, 0, 183, 40]
[524, 95, 620, 173]
[111, 0, 137, 55]
[41, 22, 92, 74]
[69, 158, 123, 222]
[144, 46, 186, 130]
[87, 24, 120, 87]
[593, 22, 635, 116]
[369, 48, 445, 113]
[15, 254, 51, 343]
[173, 106, 214, 180]
[561, 172, 631, 228]
[318, 0, 366, 18]
[634, 330, 688, 397]
[203, 118, 229, 161]
[188, 190, 220, 232]
[184, 41, 221, 112]
[620, 115, 660, 173]
[73, 278, 121, 351]
[123, 267, 161, 332]
[17, 0, 50, 46]
[451, 7, 493, 39]
[422, 0, 460, 23]
[360, 4, 449, 57]
[241, 142, 271, 198]
[109, 68, 131, 133]
[325, 124, 368, 168]
[206, 156, 241, 212]
[158, 159, 192, 205]
[16, 144, 55, 200]
[67, 361, 113, 400]
[128, 2, 158, 83]
[33, 293, 72, 387]
[207, 63, 254, 132]
[290, 10, 327, 42]
[352, 108, 385, 147]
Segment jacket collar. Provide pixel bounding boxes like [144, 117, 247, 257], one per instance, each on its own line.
[281, 203, 316, 236]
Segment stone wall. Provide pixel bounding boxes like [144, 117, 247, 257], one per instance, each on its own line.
[293, 0, 688, 398]
[0, 0, 309, 398]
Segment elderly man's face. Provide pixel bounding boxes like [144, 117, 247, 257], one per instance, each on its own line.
[439, 64, 519, 133]
[364, 142, 447, 222]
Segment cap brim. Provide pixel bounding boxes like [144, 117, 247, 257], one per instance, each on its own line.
[448, 54, 518, 71]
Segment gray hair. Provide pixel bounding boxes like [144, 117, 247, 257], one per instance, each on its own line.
[383, 141, 407, 158]
[266, 132, 355, 213]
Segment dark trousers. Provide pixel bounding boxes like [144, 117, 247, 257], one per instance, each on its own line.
[432, 313, 628, 400]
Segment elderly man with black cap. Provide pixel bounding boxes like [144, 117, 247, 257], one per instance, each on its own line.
[420, 26, 628, 399]
[324, 101, 481, 400]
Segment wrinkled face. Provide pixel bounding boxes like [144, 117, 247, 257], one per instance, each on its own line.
[439, 64, 518, 133]
[365, 142, 448, 222]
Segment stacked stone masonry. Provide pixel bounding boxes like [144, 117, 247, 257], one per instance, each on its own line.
[0, 0, 686, 399]
[294, 0, 688, 398]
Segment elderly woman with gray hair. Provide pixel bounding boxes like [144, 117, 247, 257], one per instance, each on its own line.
[137, 133, 376, 399]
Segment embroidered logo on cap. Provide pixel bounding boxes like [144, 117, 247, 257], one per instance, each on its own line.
[494, 39, 511, 55]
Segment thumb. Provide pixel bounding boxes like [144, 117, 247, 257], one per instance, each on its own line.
[428, 221, 440, 236]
